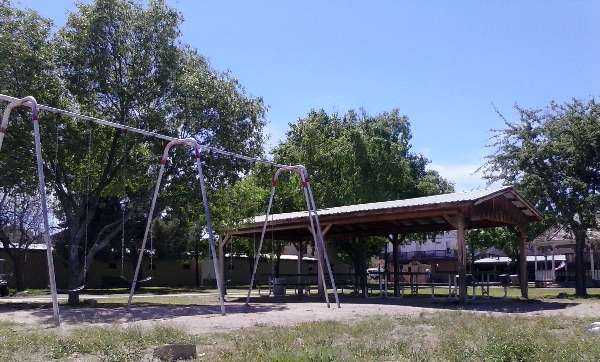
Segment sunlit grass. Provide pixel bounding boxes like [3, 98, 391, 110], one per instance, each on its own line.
[0, 322, 192, 361]
[0, 313, 599, 361]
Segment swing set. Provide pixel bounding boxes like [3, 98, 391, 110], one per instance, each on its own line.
[0, 94, 340, 327]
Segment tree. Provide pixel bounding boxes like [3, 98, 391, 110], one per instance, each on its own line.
[262, 109, 453, 289]
[467, 228, 520, 271]
[0, 0, 63, 189]
[1, 0, 266, 304]
[0, 189, 46, 291]
[483, 99, 600, 296]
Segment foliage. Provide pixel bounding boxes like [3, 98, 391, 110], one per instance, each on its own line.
[467, 227, 520, 262]
[0, 190, 46, 290]
[273, 109, 453, 208]
[0, 0, 266, 302]
[264, 109, 453, 274]
[483, 99, 600, 296]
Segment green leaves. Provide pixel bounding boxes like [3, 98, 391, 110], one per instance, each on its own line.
[0, 0, 268, 289]
[272, 108, 453, 209]
[484, 99, 600, 232]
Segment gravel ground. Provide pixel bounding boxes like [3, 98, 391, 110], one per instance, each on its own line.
[1, 294, 599, 334]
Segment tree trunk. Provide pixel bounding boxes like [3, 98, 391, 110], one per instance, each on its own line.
[12, 252, 24, 291]
[248, 257, 255, 286]
[5, 250, 24, 292]
[67, 242, 82, 305]
[574, 227, 587, 297]
[194, 253, 200, 289]
[353, 259, 361, 295]
[274, 252, 281, 278]
[360, 258, 367, 297]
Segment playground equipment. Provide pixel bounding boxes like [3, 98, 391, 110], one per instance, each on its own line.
[126, 138, 226, 314]
[0, 96, 61, 326]
[0, 93, 339, 325]
[246, 165, 340, 308]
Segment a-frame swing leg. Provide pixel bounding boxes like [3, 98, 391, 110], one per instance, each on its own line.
[1, 98, 61, 326]
[246, 186, 276, 306]
[194, 155, 226, 315]
[304, 181, 340, 308]
[127, 164, 165, 307]
[246, 166, 340, 310]
[303, 195, 330, 307]
[127, 140, 226, 315]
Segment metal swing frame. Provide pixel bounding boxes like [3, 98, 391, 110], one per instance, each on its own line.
[0, 93, 338, 325]
[126, 138, 226, 315]
[246, 165, 340, 309]
[0, 97, 61, 326]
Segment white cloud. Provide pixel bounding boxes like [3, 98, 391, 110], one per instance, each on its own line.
[428, 163, 498, 192]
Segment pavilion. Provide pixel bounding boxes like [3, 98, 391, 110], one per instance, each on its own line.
[226, 186, 542, 301]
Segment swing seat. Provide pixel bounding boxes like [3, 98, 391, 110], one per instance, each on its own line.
[119, 275, 153, 283]
[69, 285, 86, 293]
[138, 276, 153, 283]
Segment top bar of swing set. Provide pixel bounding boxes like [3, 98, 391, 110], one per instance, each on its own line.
[0, 93, 290, 169]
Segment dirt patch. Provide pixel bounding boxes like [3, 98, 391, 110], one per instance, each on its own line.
[0, 296, 599, 335]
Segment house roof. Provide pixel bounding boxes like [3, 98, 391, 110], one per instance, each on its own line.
[230, 186, 542, 241]
[531, 226, 600, 247]
[475, 255, 567, 264]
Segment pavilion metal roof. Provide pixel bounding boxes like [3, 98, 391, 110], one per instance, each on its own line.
[249, 186, 539, 224]
[230, 186, 542, 241]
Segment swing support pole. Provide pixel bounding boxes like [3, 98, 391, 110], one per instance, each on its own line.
[127, 138, 226, 315]
[0, 97, 61, 326]
[0, 94, 334, 317]
[245, 165, 340, 309]
[246, 186, 276, 305]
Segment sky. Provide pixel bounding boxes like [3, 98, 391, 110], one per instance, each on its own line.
[16, 0, 600, 191]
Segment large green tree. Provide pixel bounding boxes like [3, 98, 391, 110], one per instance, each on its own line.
[0, 0, 266, 304]
[238, 109, 453, 293]
[483, 99, 600, 296]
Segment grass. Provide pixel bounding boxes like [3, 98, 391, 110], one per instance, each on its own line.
[0, 321, 194, 361]
[9, 286, 215, 296]
[0, 313, 599, 361]
[205, 313, 600, 362]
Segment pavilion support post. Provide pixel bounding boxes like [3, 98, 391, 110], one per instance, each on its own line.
[551, 246, 556, 281]
[297, 241, 304, 296]
[383, 241, 389, 297]
[544, 250, 548, 281]
[218, 235, 229, 296]
[456, 215, 467, 302]
[591, 248, 595, 280]
[534, 246, 538, 281]
[518, 225, 529, 299]
[390, 234, 401, 297]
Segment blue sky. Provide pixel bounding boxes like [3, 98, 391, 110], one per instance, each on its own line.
[17, 0, 600, 191]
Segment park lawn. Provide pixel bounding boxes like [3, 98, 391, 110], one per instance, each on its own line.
[0, 313, 599, 361]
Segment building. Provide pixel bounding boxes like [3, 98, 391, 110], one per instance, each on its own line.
[529, 227, 600, 284]
[0, 242, 319, 290]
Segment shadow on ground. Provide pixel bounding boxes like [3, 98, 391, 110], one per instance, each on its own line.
[0, 294, 584, 327]
[0, 302, 288, 326]
[237, 294, 580, 314]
